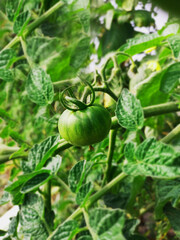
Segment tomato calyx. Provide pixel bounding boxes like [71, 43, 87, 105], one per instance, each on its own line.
[60, 80, 95, 111]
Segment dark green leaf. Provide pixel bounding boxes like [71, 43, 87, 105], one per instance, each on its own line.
[45, 155, 62, 175]
[124, 142, 136, 161]
[135, 68, 169, 107]
[0, 229, 6, 236]
[13, 11, 31, 35]
[19, 193, 48, 240]
[164, 204, 180, 237]
[68, 160, 91, 193]
[26, 68, 54, 106]
[50, 220, 79, 240]
[160, 62, 180, 93]
[119, 32, 173, 61]
[78, 10, 90, 33]
[76, 182, 93, 206]
[89, 208, 126, 240]
[123, 218, 140, 239]
[155, 179, 180, 218]
[70, 37, 90, 69]
[0, 49, 16, 68]
[168, 34, 180, 59]
[115, 88, 144, 131]
[123, 138, 179, 178]
[8, 214, 19, 237]
[22, 135, 60, 173]
[0, 68, 14, 82]
[20, 171, 51, 193]
[6, 0, 19, 21]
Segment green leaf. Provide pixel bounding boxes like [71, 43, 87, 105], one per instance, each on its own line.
[76, 182, 93, 206]
[6, 0, 19, 21]
[19, 193, 48, 240]
[22, 135, 60, 173]
[124, 142, 136, 161]
[155, 179, 180, 219]
[0, 49, 16, 68]
[45, 155, 62, 175]
[9, 130, 28, 146]
[123, 138, 179, 178]
[8, 214, 19, 237]
[0, 191, 10, 205]
[70, 37, 90, 69]
[6, 170, 50, 196]
[89, 208, 126, 240]
[78, 10, 90, 33]
[26, 67, 54, 106]
[68, 160, 91, 193]
[125, 176, 145, 213]
[10, 146, 28, 160]
[20, 170, 51, 193]
[0, 229, 6, 236]
[135, 68, 169, 107]
[135, 138, 175, 162]
[164, 204, 180, 237]
[50, 220, 79, 240]
[4, 179, 24, 205]
[168, 34, 180, 60]
[26, 37, 59, 65]
[123, 218, 140, 239]
[119, 32, 173, 60]
[13, 11, 31, 35]
[0, 68, 14, 82]
[115, 88, 144, 131]
[160, 62, 180, 93]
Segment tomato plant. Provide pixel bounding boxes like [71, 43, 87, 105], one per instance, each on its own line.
[0, 0, 180, 240]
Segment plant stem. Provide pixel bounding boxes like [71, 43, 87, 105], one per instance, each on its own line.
[93, 85, 118, 101]
[53, 175, 72, 193]
[102, 129, 118, 185]
[143, 102, 180, 117]
[161, 124, 180, 144]
[2, 1, 64, 50]
[83, 208, 98, 240]
[111, 101, 180, 129]
[44, 180, 53, 232]
[87, 172, 127, 208]
[20, 36, 33, 68]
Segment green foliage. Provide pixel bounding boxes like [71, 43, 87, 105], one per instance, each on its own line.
[0, 0, 180, 239]
[115, 88, 144, 131]
[26, 68, 54, 106]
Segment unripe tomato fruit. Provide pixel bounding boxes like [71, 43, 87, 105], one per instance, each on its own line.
[58, 104, 111, 146]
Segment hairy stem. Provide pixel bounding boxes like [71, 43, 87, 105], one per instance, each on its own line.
[161, 124, 180, 144]
[53, 175, 72, 193]
[83, 208, 98, 240]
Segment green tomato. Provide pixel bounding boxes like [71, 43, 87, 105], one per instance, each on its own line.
[58, 104, 111, 146]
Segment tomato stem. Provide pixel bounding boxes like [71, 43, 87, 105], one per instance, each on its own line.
[161, 124, 180, 144]
[83, 208, 98, 240]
